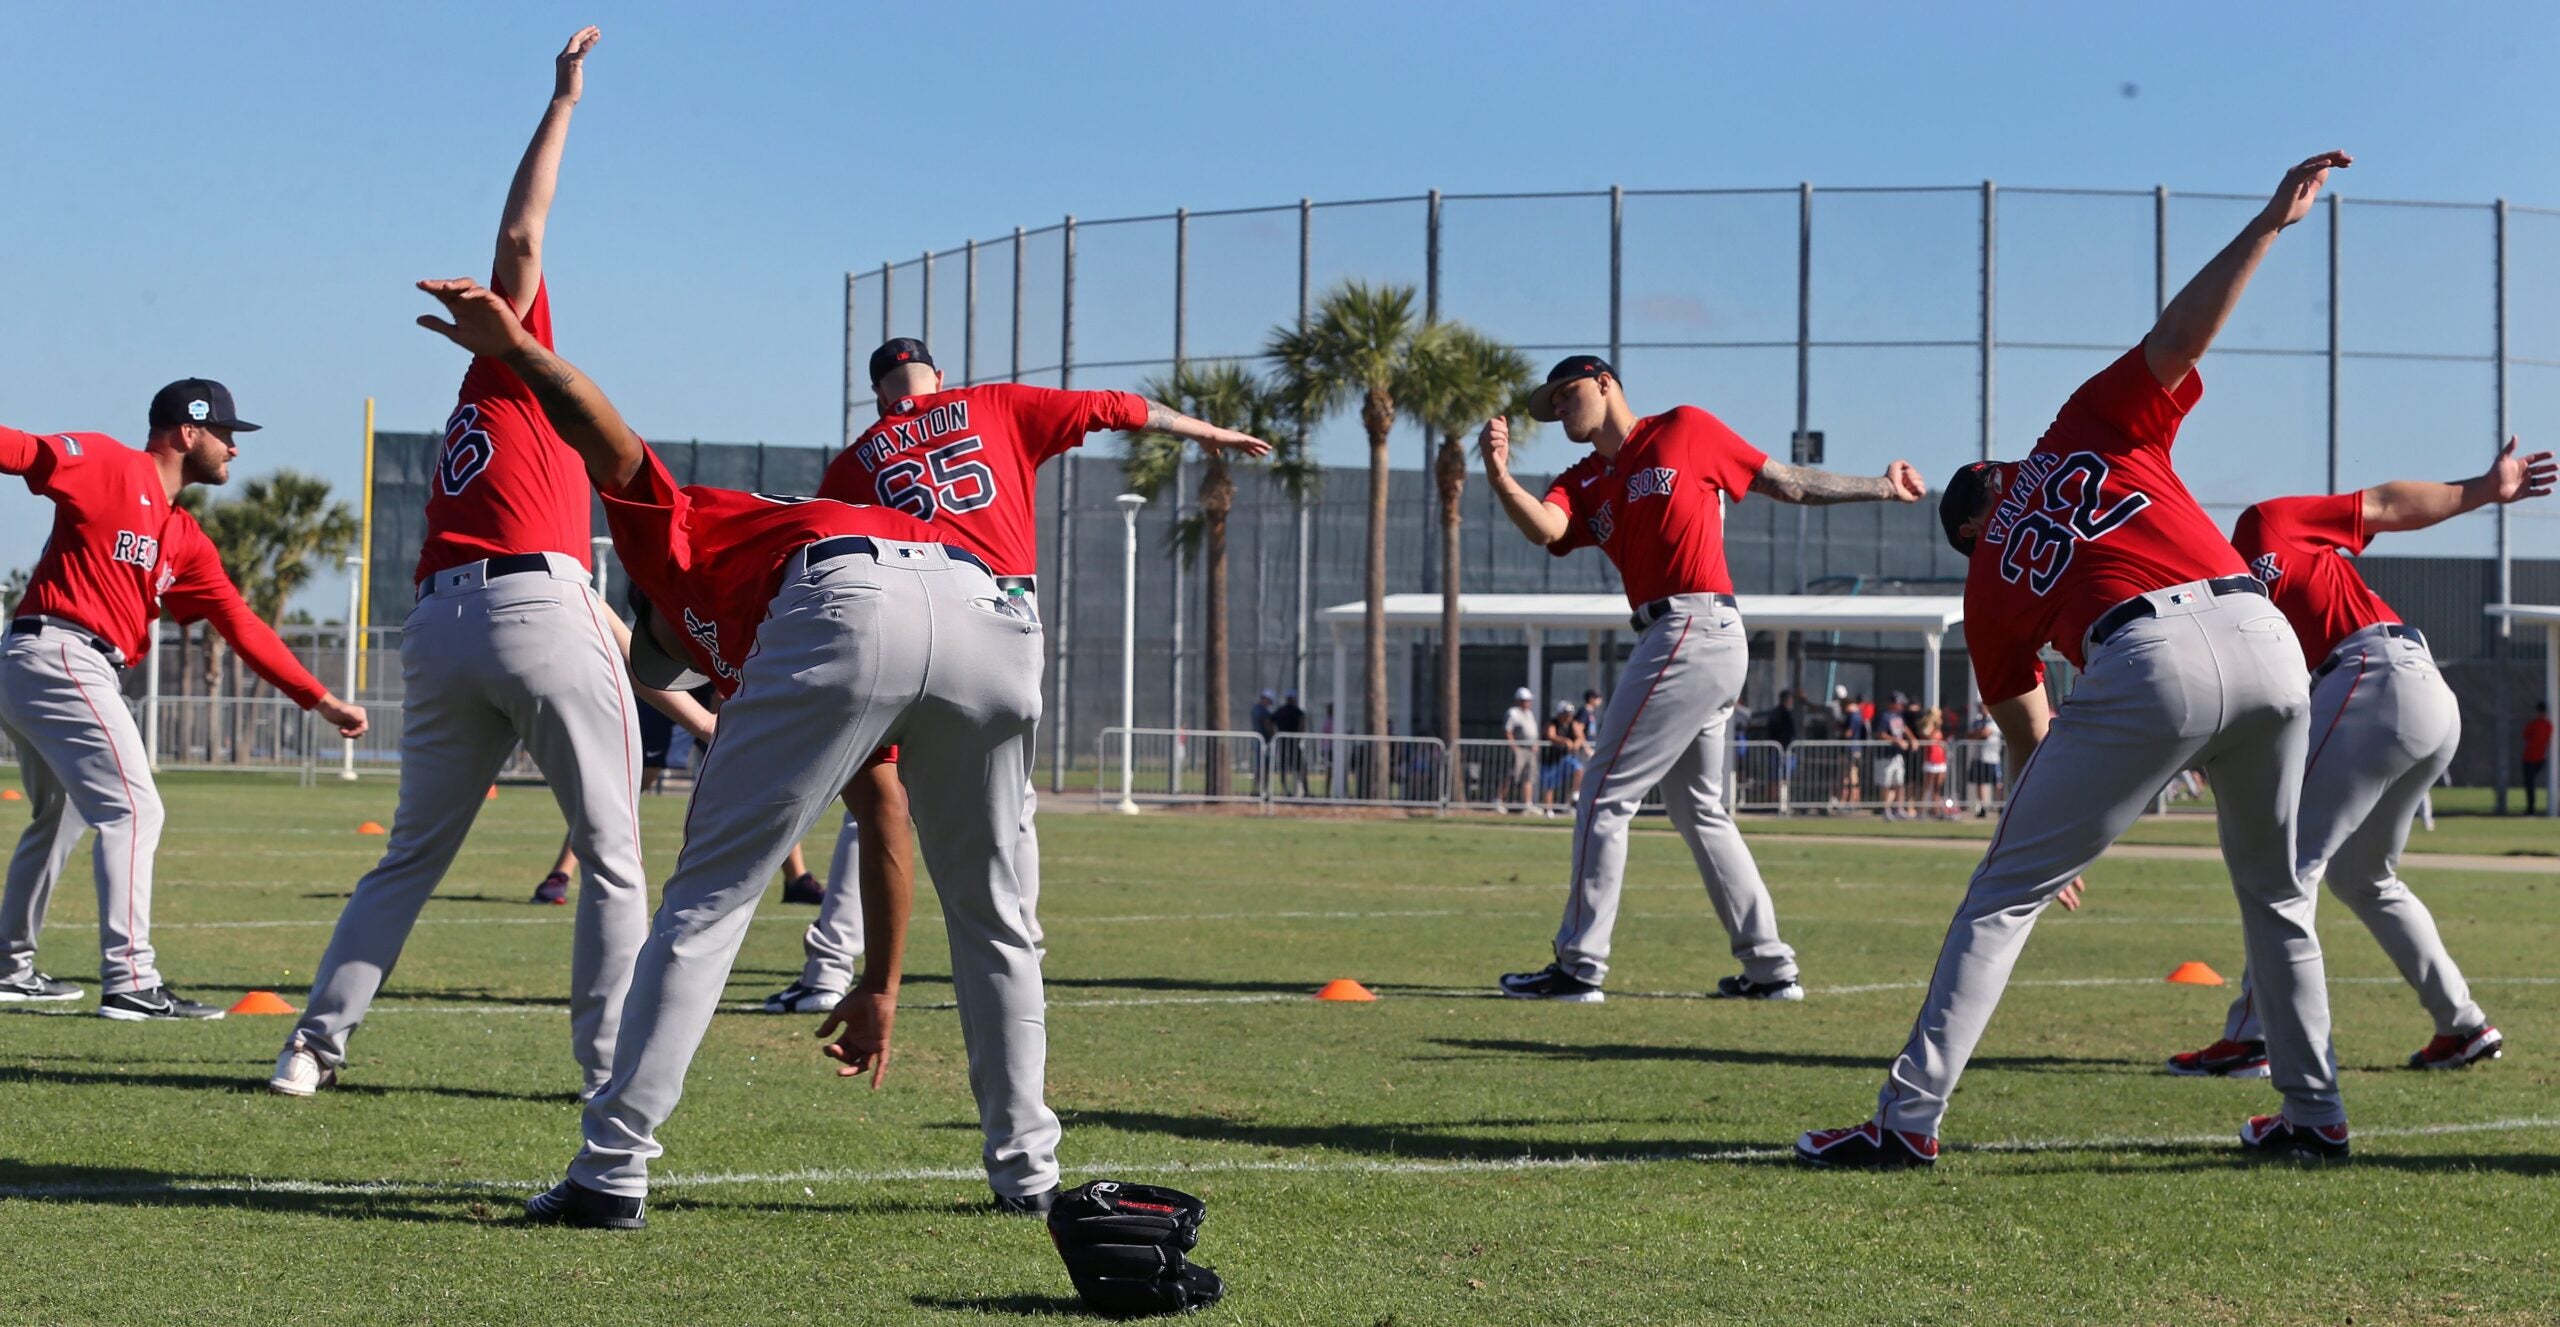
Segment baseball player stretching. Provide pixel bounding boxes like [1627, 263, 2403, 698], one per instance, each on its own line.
[2166, 440, 2554, 1080]
[1798, 152, 2358, 1169]
[1479, 356, 1923, 1004]
[272, 29, 650, 1099]
[405, 276, 1060, 1225]
[764, 338, 1271, 1014]
[0, 382, 367, 1017]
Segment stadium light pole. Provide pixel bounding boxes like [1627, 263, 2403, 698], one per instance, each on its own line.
[340, 554, 363, 782]
[1116, 493, 1148, 815]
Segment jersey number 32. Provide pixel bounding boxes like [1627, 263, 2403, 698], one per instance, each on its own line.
[876, 436, 998, 522]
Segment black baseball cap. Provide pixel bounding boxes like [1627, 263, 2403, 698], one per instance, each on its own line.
[148, 378, 259, 433]
[1939, 461, 2000, 556]
[868, 337, 935, 388]
[1526, 355, 1615, 422]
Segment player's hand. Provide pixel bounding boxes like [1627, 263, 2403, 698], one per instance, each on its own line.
[416, 278, 538, 359]
[1883, 459, 1925, 502]
[2484, 437, 2558, 504]
[316, 695, 368, 739]
[554, 26, 600, 104]
[1212, 427, 1274, 459]
[818, 988, 897, 1088]
[1477, 416, 1513, 476]
[2261, 151, 2351, 230]
[2055, 876, 2088, 912]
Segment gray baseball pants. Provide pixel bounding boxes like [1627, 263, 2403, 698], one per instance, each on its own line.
[571, 540, 1058, 1201]
[2224, 625, 2481, 1042]
[0, 626, 164, 993]
[1878, 582, 2342, 1137]
[1552, 594, 1796, 986]
[289, 557, 648, 1094]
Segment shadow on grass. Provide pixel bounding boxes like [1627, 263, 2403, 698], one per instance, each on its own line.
[908, 1293, 1087, 1317]
[1421, 1037, 2137, 1074]
[0, 1062, 566, 1103]
[1988, 1148, 2560, 1177]
[0, 1161, 483, 1223]
[1059, 1106, 1774, 1164]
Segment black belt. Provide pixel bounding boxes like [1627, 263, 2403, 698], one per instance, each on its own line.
[2313, 623, 2426, 680]
[1631, 593, 1739, 632]
[805, 535, 993, 580]
[2087, 576, 2266, 648]
[8, 615, 119, 663]
[418, 552, 555, 597]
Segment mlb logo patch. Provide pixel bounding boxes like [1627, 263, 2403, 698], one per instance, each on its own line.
[2168, 590, 2196, 605]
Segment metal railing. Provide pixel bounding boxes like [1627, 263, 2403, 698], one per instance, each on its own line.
[1094, 728, 1270, 805]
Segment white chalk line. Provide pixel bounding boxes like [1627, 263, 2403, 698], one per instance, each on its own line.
[1, 1115, 2550, 1203]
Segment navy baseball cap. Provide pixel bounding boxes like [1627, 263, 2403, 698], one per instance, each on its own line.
[868, 337, 935, 388]
[1939, 461, 2000, 556]
[148, 378, 259, 433]
[623, 582, 711, 692]
[1526, 355, 1615, 423]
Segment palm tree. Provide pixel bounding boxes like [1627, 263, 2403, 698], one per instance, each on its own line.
[1, 567, 26, 616]
[1404, 325, 1536, 744]
[1268, 280, 1427, 737]
[184, 473, 359, 759]
[1124, 362, 1293, 792]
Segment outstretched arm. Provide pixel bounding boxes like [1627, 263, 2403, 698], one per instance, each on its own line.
[1477, 415, 1571, 545]
[416, 278, 643, 491]
[2144, 151, 2350, 390]
[1140, 401, 1273, 458]
[491, 26, 600, 315]
[1750, 458, 1925, 505]
[2364, 438, 2557, 535]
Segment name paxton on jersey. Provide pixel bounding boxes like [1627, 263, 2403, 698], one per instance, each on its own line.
[849, 398, 973, 472]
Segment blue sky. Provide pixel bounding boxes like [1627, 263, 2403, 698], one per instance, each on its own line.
[6, 1, 2558, 610]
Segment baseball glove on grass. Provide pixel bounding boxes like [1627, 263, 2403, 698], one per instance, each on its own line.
[1046, 1180, 1224, 1317]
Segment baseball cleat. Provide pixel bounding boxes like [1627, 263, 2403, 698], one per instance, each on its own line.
[780, 872, 826, 905]
[760, 981, 845, 1015]
[524, 1178, 647, 1230]
[1794, 1120, 1939, 1170]
[2408, 1025, 2503, 1070]
[991, 1186, 1057, 1216]
[96, 986, 225, 1021]
[1713, 974, 1805, 1002]
[2165, 1038, 2271, 1078]
[531, 871, 570, 906]
[2238, 1114, 2350, 1161]
[1497, 963, 1605, 1003]
[268, 1043, 336, 1097]
[0, 970, 83, 1002]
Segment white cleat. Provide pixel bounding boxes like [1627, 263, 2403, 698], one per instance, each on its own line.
[268, 1044, 335, 1097]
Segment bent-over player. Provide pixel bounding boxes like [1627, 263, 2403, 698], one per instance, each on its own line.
[273, 28, 650, 1099]
[1478, 357, 1924, 1003]
[407, 276, 1065, 1225]
[1798, 152, 2357, 1169]
[0, 382, 367, 1017]
[2167, 439, 2552, 1079]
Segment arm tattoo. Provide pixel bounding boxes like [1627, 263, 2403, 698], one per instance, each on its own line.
[510, 346, 599, 428]
[1750, 459, 1896, 506]
[1143, 401, 1182, 433]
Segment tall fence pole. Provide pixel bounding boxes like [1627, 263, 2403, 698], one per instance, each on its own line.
[1792, 181, 1813, 594]
[2326, 194, 2342, 493]
[340, 555, 363, 781]
[879, 261, 893, 343]
[1051, 215, 1077, 792]
[1608, 184, 1624, 369]
[2493, 197, 2513, 813]
[920, 249, 935, 349]
[2153, 186, 2169, 314]
[1170, 208, 1190, 768]
[1116, 494, 1146, 814]
[1423, 189, 1442, 594]
[964, 238, 979, 385]
[1979, 180, 1996, 462]
[842, 273, 857, 450]
[1294, 197, 1313, 706]
[1010, 227, 1025, 383]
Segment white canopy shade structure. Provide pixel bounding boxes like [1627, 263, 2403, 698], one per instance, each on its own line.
[1317, 592, 1969, 734]
[2485, 603, 2560, 818]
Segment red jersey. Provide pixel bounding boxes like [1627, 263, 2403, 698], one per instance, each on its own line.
[416, 279, 595, 581]
[600, 446, 940, 696]
[2231, 492, 2401, 668]
[2, 427, 328, 704]
[1962, 347, 2248, 704]
[1543, 405, 1769, 607]
[2526, 716, 2553, 764]
[818, 383, 1149, 577]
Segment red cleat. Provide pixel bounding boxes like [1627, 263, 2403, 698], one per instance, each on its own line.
[2409, 1025, 2503, 1071]
[2239, 1114, 2350, 1161]
[1794, 1120, 1938, 1170]
[2165, 1038, 2269, 1079]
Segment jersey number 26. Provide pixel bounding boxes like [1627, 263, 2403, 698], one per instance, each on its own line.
[437, 404, 496, 498]
[877, 436, 997, 522]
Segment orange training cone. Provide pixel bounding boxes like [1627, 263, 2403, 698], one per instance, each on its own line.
[356, 821, 387, 835]
[0, 788, 20, 801]
[486, 785, 500, 800]
[1314, 979, 1377, 1002]
[227, 990, 298, 1016]
[2166, 961, 2225, 986]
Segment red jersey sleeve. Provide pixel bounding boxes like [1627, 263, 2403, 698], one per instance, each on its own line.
[0, 428, 101, 496]
[158, 522, 330, 708]
[1667, 405, 1769, 499]
[993, 384, 1152, 462]
[2244, 492, 2368, 556]
[1962, 578, 2046, 705]
[596, 447, 694, 587]
[0, 426, 45, 481]
[1542, 459, 1600, 556]
[2058, 346, 2203, 454]
[455, 278, 556, 408]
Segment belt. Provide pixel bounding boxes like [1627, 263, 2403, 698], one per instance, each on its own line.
[1631, 593, 1739, 632]
[804, 535, 993, 580]
[8, 615, 120, 664]
[2086, 575, 2265, 649]
[417, 552, 555, 597]
[2313, 623, 2427, 681]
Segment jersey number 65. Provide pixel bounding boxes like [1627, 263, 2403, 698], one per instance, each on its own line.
[877, 436, 998, 522]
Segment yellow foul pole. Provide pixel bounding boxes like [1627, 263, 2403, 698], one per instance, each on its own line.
[357, 397, 375, 691]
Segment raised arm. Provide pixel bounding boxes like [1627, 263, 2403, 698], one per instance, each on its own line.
[1750, 457, 1925, 506]
[2143, 151, 2350, 390]
[416, 278, 642, 490]
[1476, 415, 1571, 545]
[2364, 438, 2557, 534]
[491, 26, 600, 315]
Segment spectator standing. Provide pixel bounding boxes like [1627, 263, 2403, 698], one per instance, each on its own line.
[1502, 688, 1541, 814]
[1964, 708, 2002, 817]
[1272, 690, 1308, 797]
[2525, 702, 2553, 815]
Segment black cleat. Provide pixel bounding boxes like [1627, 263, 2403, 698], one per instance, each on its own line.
[1794, 1120, 1939, 1170]
[524, 1178, 647, 1229]
[2238, 1114, 2350, 1161]
[531, 872, 570, 906]
[1497, 962, 1605, 1003]
[992, 1186, 1057, 1216]
[0, 970, 83, 1003]
[97, 986, 225, 1021]
[781, 872, 826, 905]
[1714, 974, 1805, 1002]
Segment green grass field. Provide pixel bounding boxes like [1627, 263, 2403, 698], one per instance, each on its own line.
[2, 772, 2554, 1325]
